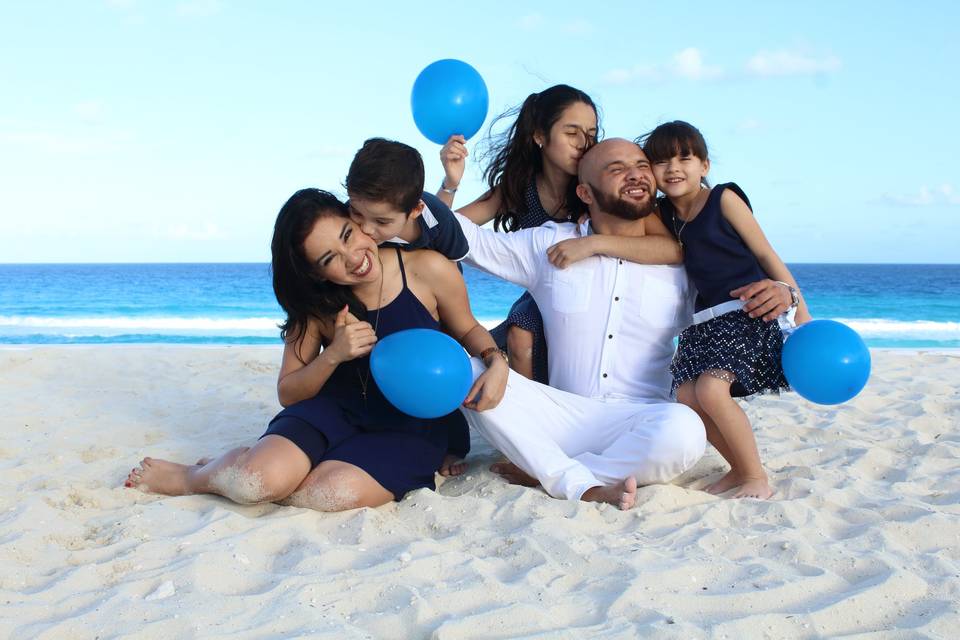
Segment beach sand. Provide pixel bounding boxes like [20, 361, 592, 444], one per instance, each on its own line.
[1, 347, 958, 639]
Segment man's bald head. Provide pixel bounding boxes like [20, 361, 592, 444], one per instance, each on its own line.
[577, 138, 644, 184]
[575, 138, 657, 225]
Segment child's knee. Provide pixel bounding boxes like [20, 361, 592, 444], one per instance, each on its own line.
[694, 374, 733, 409]
[506, 326, 534, 358]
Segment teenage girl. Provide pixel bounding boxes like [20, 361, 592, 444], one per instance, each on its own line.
[641, 121, 812, 499]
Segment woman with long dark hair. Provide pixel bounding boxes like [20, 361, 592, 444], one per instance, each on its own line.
[125, 189, 508, 510]
[437, 85, 598, 383]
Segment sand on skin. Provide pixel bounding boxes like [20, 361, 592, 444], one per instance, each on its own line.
[1, 346, 958, 639]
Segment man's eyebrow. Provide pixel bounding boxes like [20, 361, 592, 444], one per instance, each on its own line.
[605, 160, 627, 169]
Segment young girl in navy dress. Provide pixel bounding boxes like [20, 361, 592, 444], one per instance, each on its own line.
[438, 85, 679, 384]
[641, 121, 812, 500]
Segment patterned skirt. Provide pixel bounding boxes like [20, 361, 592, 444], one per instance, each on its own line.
[671, 309, 790, 398]
[489, 291, 549, 384]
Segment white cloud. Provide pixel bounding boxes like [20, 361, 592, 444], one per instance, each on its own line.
[881, 184, 960, 206]
[517, 13, 543, 30]
[175, 0, 222, 18]
[669, 47, 724, 81]
[746, 49, 841, 77]
[0, 128, 132, 154]
[75, 101, 106, 124]
[105, 0, 137, 9]
[734, 118, 764, 133]
[562, 19, 595, 36]
[602, 48, 722, 85]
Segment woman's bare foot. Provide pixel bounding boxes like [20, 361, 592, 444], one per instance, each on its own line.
[439, 454, 467, 477]
[195, 456, 213, 466]
[124, 457, 197, 496]
[733, 476, 774, 499]
[489, 460, 540, 487]
[705, 469, 740, 495]
[581, 476, 638, 510]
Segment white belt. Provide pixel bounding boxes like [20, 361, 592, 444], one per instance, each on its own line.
[691, 299, 796, 334]
[692, 300, 745, 325]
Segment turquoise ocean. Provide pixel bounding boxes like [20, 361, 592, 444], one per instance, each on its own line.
[0, 264, 957, 348]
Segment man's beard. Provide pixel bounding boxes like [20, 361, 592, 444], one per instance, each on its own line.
[588, 182, 655, 221]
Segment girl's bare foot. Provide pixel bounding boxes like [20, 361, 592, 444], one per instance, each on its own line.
[733, 476, 774, 499]
[439, 454, 467, 477]
[705, 469, 741, 495]
[124, 457, 197, 496]
[582, 476, 638, 510]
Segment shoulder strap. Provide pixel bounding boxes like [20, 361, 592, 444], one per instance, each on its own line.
[394, 247, 408, 288]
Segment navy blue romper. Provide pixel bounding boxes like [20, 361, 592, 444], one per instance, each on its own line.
[659, 183, 791, 398]
[489, 181, 570, 384]
[262, 248, 470, 500]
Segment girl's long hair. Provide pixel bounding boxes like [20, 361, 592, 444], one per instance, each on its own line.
[480, 84, 599, 231]
[271, 188, 367, 357]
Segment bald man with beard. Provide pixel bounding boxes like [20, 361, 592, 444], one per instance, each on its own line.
[454, 138, 708, 509]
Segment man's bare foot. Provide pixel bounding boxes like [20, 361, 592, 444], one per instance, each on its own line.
[581, 476, 638, 510]
[489, 461, 539, 487]
[124, 457, 196, 496]
[439, 454, 467, 477]
[705, 469, 740, 495]
[733, 476, 774, 499]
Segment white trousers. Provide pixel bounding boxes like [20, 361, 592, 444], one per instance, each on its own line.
[462, 359, 706, 501]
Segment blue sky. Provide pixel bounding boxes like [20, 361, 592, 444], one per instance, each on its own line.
[1, 1, 957, 263]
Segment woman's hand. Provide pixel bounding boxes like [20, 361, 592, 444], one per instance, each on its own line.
[462, 356, 508, 412]
[547, 236, 598, 269]
[440, 135, 468, 190]
[323, 305, 377, 365]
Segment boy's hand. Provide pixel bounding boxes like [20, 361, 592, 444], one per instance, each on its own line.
[440, 135, 468, 190]
[547, 236, 597, 269]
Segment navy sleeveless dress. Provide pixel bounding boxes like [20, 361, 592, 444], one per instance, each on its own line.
[658, 183, 791, 398]
[489, 181, 570, 384]
[262, 248, 470, 500]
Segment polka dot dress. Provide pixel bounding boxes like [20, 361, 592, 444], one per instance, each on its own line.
[671, 310, 791, 398]
[489, 182, 571, 384]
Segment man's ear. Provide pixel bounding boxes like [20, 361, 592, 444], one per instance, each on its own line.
[575, 183, 593, 205]
[409, 200, 426, 219]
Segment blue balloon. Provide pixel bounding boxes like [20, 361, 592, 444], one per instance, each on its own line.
[370, 328, 473, 418]
[411, 59, 489, 145]
[781, 320, 871, 405]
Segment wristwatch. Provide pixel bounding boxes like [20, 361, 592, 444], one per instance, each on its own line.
[775, 281, 800, 308]
[440, 180, 458, 195]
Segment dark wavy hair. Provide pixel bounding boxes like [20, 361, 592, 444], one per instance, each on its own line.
[271, 188, 368, 355]
[480, 84, 599, 231]
[638, 120, 711, 188]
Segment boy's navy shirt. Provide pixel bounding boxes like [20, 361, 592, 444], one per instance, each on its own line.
[381, 192, 469, 262]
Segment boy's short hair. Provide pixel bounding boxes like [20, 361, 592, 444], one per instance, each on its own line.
[345, 138, 424, 213]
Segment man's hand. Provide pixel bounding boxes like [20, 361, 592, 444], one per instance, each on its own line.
[547, 236, 597, 269]
[730, 279, 793, 321]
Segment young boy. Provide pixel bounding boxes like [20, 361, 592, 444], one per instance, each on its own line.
[345, 138, 469, 262]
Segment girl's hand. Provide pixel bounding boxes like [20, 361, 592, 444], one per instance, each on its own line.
[324, 305, 377, 365]
[546, 236, 597, 269]
[462, 356, 508, 412]
[440, 135, 468, 190]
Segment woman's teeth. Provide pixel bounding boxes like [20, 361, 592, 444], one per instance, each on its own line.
[353, 254, 371, 276]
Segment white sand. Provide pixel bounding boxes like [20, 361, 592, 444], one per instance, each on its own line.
[1, 347, 958, 639]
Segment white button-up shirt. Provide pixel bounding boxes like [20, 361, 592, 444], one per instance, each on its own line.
[456, 213, 694, 403]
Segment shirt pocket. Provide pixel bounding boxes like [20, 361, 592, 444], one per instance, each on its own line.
[550, 265, 590, 314]
[642, 275, 685, 329]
